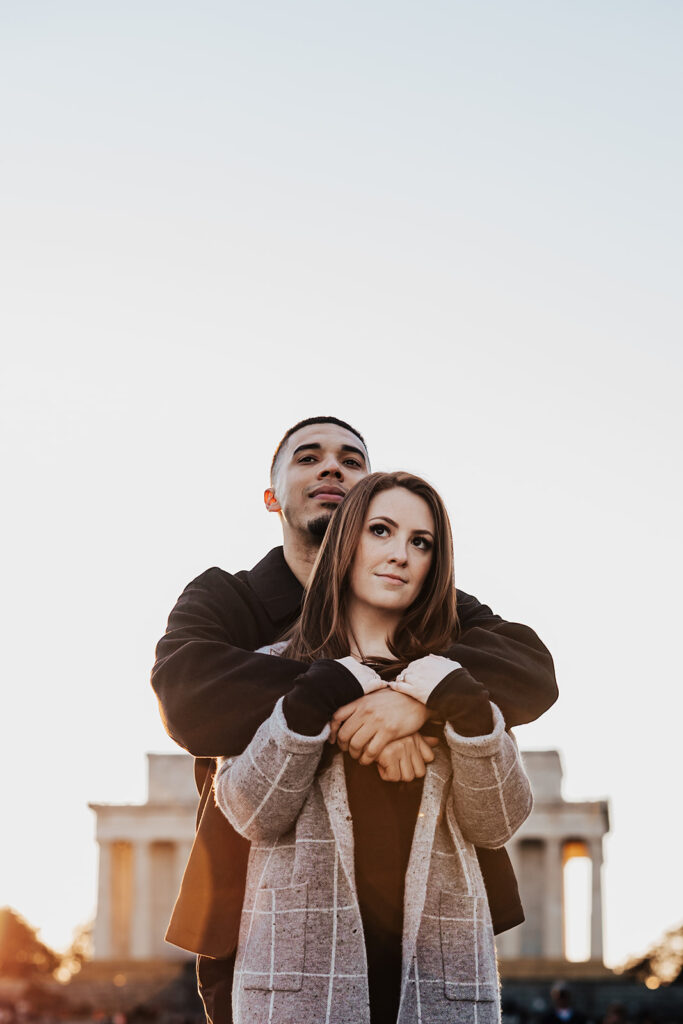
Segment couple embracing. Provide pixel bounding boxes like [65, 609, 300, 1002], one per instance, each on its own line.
[152, 416, 557, 1024]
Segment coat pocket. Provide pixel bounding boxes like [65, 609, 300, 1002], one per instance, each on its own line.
[242, 884, 308, 992]
[439, 891, 497, 1002]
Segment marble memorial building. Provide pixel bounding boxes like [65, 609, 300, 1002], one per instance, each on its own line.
[496, 750, 609, 965]
[90, 749, 609, 964]
[90, 755, 196, 961]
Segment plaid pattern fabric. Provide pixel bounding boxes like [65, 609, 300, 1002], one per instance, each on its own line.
[214, 698, 532, 1024]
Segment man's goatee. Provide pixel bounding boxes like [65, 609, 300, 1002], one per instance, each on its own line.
[307, 514, 333, 540]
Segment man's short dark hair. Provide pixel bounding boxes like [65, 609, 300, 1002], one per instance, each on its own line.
[270, 416, 369, 481]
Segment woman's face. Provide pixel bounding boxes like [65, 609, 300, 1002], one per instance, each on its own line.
[347, 487, 435, 615]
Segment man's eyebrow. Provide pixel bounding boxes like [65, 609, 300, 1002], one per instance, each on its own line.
[368, 515, 434, 536]
[291, 443, 322, 456]
[340, 444, 367, 460]
[291, 442, 367, 460]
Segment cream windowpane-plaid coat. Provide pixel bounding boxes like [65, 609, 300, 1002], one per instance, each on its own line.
[214, 697, 532, 1024]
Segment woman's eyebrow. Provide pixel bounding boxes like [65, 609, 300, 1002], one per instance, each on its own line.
[368, 516, 433, 537]
[369, 515, 398, 527]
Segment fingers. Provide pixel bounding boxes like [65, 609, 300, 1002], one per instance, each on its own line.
[417, 735, 437, 763]
[367, 731, 438, 771]
[358, 746, 377, 767]
[410, 742, 427, 779]
[335, 705, 390, 761]
[342, 722, 376, 758]
[378, 759, 400, 782]
[329, 694, 383, 746]
[398, 749, 415, 782]
[375, 734, 441, 782]
[332, 692, 435, 765]
[362, 729, 392, 764]
[375, 739, 403, 780]
[330, 702, 362, 746]
[331, 699, 363, 726]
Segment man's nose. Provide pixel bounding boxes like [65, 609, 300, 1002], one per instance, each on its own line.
[318, 457, 343, 478]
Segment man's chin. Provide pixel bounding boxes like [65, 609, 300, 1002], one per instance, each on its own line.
[306, 513, 333, 540]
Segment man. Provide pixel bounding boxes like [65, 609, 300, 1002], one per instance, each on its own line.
[152, 415, 557, 1024]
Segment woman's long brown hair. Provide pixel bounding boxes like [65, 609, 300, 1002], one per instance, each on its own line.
[282, 471, 459, 668]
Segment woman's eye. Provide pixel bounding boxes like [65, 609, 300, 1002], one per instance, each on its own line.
[369, 524, 389, 537]
[412, 536, 432, 550]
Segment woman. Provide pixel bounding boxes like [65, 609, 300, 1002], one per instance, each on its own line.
[214, 472, 533, 1024]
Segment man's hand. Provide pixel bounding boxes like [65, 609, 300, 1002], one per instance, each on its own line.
[376, 734, 439, 782]
[329, 689, 431, 763]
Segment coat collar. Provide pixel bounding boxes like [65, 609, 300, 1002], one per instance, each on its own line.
[245, 546, 304, 626]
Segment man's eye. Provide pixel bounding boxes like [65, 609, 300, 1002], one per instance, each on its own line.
[298, 456, 316, 463]
[344, 459, 362, 468]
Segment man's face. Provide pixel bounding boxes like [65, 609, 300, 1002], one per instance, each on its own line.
[265, 423, 369, 540]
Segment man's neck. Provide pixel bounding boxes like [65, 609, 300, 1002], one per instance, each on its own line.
[282, 529, 321, 586]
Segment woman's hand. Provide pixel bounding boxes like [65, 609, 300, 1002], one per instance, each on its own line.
[390, 654, 460, 704]
[329, 688, 431, 761]
[376, 734, 439, 782]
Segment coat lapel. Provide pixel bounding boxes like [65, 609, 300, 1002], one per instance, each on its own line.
[399, 745, 451, 1005]
[317, 751, 357, 893]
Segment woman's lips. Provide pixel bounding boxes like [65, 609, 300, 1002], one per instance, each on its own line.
[376, 573, 407, 584]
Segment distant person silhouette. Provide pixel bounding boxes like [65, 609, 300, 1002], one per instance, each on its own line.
[541, 982, 587, 1024]
[602, 1003, 630, 1024]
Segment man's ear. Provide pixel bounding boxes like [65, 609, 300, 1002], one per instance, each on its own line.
[264, 488, 282, 513]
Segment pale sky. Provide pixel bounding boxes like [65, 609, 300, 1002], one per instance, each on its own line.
[1, 1, 681, 969]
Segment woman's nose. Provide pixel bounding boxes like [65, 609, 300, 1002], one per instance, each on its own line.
[388, 543, 409, 565]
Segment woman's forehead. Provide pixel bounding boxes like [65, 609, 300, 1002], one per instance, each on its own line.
[366, 488, 434, 529]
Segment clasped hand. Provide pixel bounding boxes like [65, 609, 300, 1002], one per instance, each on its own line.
[328, 655, 457, 782]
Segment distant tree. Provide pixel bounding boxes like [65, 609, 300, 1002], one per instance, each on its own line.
[56, 920, 93, 981]
[620, 921, 683, 986]
[0, 907, 60, 978]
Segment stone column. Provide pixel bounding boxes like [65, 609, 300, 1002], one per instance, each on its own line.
[543, 837, 564, 959]
[589, 837, 604, 962]
[131, 840, 152, 959]
[93, 840, 112, 959]
[497, 841, 523, 958]
[175, 839, 194, 891]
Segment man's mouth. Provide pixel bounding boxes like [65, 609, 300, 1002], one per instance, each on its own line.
[309, 485, 346, 502]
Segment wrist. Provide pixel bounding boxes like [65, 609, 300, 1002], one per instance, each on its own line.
[335, 655, 385, 694]
[284, 660, 363, 735]
[427, 668, 493, 737]
[394, 654, 462, 704]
